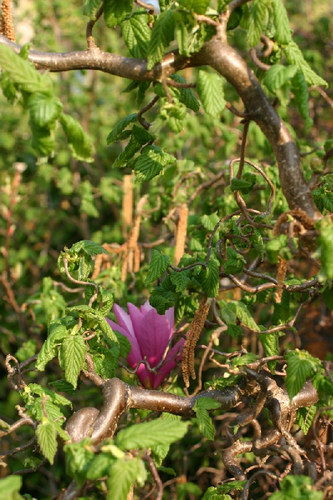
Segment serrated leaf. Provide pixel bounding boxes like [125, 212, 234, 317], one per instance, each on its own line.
[197, 70, 226, 116]
[284, 41, 328, 87]
[195, 408, 215, 440]
[145, 249, 170, 283]
[0, 476, 23, 500]
[115, 418, 189, 450]
[247, 0, 270, 47]
[169, 74, 200, 111]
[170, 271, 191, 292]
[83, 0, 101, 17]
[134, 145, 175, 181]
[106, 113, 138, 144]
[296, 405, 317, 435]
[36, 420, 58, 464]
[36, 321, 68, 371]
[121, 13, 151, 58]
[27, 93, 63, 128]
[61, 335, 87, 389]
[285, 350, 318, 399]
[202, 258, 220, 297]
[86, 453, 113, 480]
[60, 113, 95, 161]
[263, 64, 298, 93]
[0, 45, 52, 93]
[318, 217, 333, 280]
[31, 126, 56, 156]
[104, 0, 133, 27]
[224, 247, 246, 274]
[194, 397, 221, 410]
[179, 0, 210, 14]
[201, 212, 220, 231]
[71, 240, 108, 256]
[147, 10, 175, 70]
[234, 302, 260, 332]
[291, 70, 313, 131]
[107, 457, 147, 500]
[272, 0, 292, 44]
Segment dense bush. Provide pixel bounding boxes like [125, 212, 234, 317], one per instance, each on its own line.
[0, 1, 332, 498]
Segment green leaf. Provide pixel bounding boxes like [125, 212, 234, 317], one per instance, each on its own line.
[284, 41, 328, 87]
[60, 113, 94, 162]
[36, 321, 68, 371]
[15, 339, 37, 362]
[36, 420, 58, 464]
[104, 0, 133, 27]
[170, 271, 191, 292]
[27, 93, 63, 128]
[202, 258, 220, 297]
[64, 439, 95, 485]
[0, 476, 24, 500]
[83, 0, 101, 17]
[147, 10, 175, 70]
[318, 216, 333, 280]
[121, 13, 151, 58]
[285, 350, 319, 399]
[291, 70, 313, 131]
[270, 475, 323, 500]
[263, 64, 298, 93]
[146, 250, 170, 283]
[197, 70, 226, 116]
[134, 145, 175, 181]
[61, 335, 87, 389]
[296, 405, 317, 435]
[71, 240, 108, 256]
[116, 417, 190, 450]
[86, 453, 114, 480]
[195, 408, 215, 440]
[106, 113, 138, 144]
[31, 126, 56, 156]
[179, 0, 210, 15]
[201, 212, 220, 231]
[169, 74, 200, 112]
[234, 301, 260, 332]
[107, 457, 147, 500]
[0, 45, 52, 93]
[247, 0, 270, 47]
[194, 397, 221, 410]
[224, 247, 246, 274]
[272, 0, 292, 44]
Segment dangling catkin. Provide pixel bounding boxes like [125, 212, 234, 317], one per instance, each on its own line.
[1, 0, 16, 41]
[122, 175, 133, 237]
[275, 256, 287, 304]
[182, 298, 211, 388]
[174, 203, 188, 266]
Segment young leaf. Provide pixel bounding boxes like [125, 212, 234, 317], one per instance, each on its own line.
[104, 0, 133, 27]
[60, 113, 95, 162]
[147, 10, 175, 70]
[71, 240, 108, 256]
[247, 0, 270, 48]
[146, 250, 170, 283]
[134, 145, 175, 181]
[291, 70, 313, 131]
[197, 70, 226, 116]
[0, 45, 52, 93]
[115, 418, 190, 450]
[263, 64, 298, 93]
[195, 408, 216, 440]
[107, 457, 147, 500]
[179, 0, 210, 15]
[0, 476, 24, 500]
[318, 216, 333, 280]
[272, 0, 292, 44]
[170, 271, 191, 292]
[36, 420, 58, 464]
[61, 335, 87, 389]
[106, 113, 138, 144]
[121, 13, 151, 58]
[27, 93, 63, 128]
[36, 321, 68, 371]
[202, 258, 220, 297]
[284, 41, 328, 87]
[285, 350, 319, 399]
[296, 405, 317, 436]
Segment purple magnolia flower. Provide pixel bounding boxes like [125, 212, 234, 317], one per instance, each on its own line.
[107, 301, 184, 389]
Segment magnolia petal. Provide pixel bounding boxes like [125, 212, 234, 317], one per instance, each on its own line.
[151, 339, 185, 388]
[106, 318, 143, 368]
[165, 306, 175, 332]
[140, 301, 154, 314]
[127, 302, 145, 337]
[136, 308, 171, 367]
[113, 304, 135, 337]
